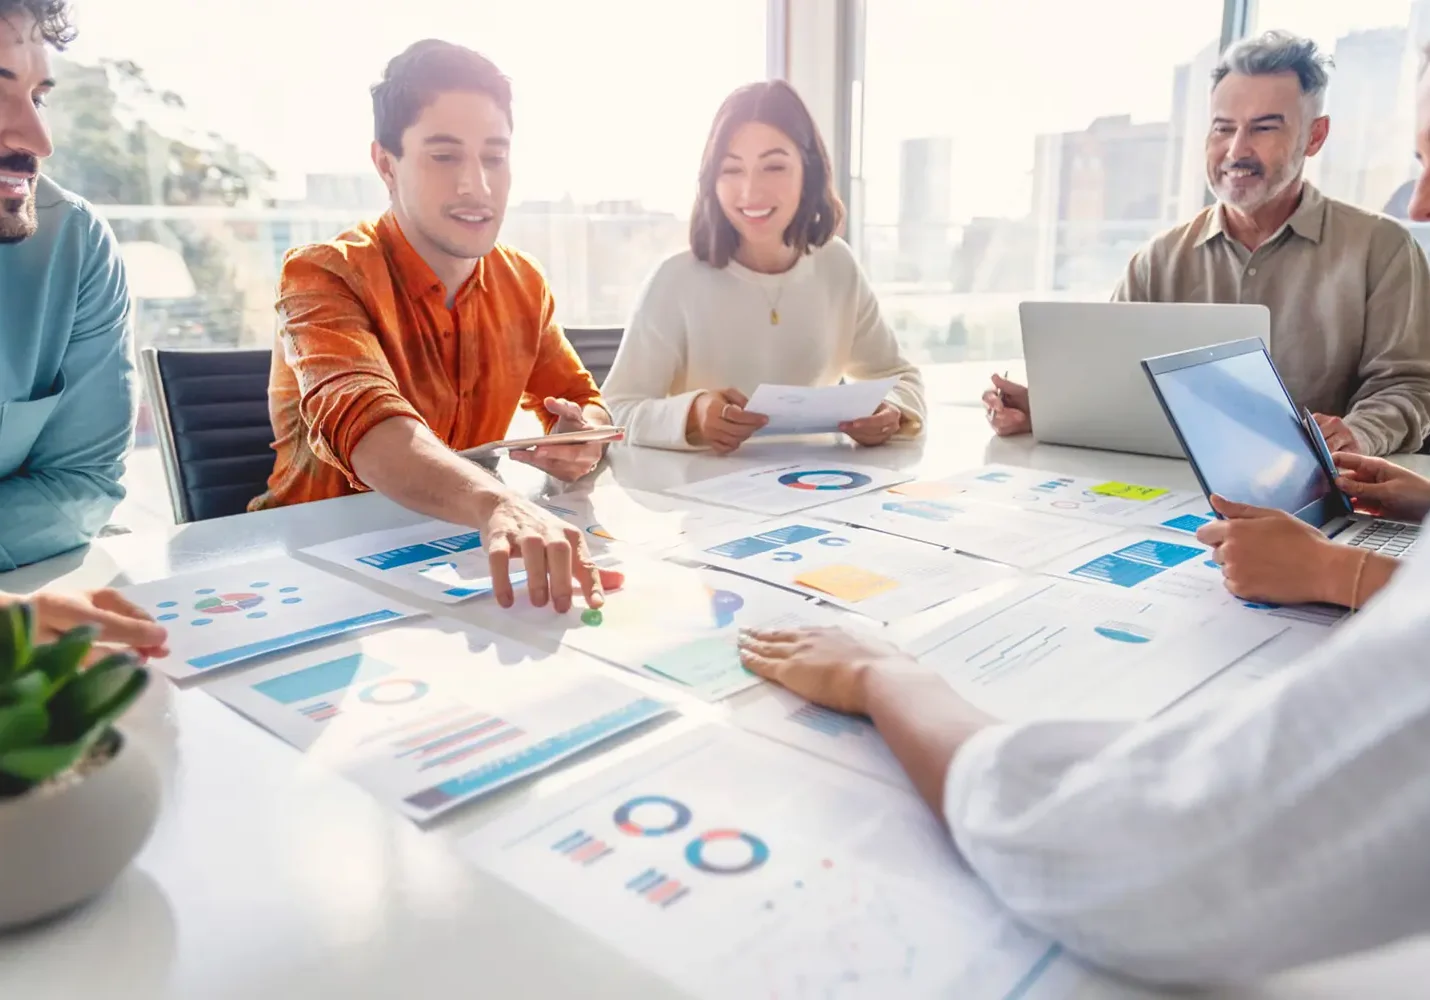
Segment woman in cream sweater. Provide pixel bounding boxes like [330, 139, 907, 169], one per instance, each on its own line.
[601, 80, 925, 453]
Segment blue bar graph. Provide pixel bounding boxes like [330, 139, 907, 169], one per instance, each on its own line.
[186, 610, 406, 669]
[1070, 539, 1202, 588]
[252, 653, 395, 704]
[706, 524, 829, 560]
[788, 703, 868, 739]
[357, 531, 483, 571]
[1162, 513, 1211, 533]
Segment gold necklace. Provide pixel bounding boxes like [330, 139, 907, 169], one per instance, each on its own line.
[759, 280, 786, 325]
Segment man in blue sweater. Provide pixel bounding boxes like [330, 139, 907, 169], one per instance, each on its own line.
[0, 0, 135, 570]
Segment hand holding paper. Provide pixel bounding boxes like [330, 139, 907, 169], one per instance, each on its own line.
[745, 378, 898, 436]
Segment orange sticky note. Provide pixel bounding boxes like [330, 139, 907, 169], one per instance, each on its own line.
[888, 480, 960, 500]
[794, 564, 900, 602]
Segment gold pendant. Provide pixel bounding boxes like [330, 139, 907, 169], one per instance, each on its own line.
[770, 308, 780, 325]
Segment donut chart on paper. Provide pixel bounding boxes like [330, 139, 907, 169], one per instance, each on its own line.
[613, 795, 693, 837]
[685, 829, 771, 874]
[776, 470, 874, 492]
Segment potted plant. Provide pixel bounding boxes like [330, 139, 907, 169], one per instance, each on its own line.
[0, 601, 163, 930]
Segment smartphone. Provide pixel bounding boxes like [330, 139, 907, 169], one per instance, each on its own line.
[464, 426, 625, 456]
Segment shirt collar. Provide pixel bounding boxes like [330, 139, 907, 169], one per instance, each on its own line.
[1195, 181, 1326, 248]
[376, 211, 487, 301]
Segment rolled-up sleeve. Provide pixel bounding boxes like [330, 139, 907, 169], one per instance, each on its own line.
[942, 560, 1430, 986]
[277, 253, 426, 486]
[1343, 228, 1430, 455]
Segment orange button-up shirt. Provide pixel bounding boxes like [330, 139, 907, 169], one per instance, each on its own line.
[250, 213, 602, 510]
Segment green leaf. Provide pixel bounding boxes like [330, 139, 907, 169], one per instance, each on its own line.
[0, 671, 49, 704]
[48, 654, 146, 744]
[0, 740, 90, 783]
[0, 603, 33, 683]
[0, 702, 47, 755]
[24, 625, 98, 695]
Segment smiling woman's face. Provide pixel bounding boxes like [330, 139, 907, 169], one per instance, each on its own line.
[714, 121, 803, 256]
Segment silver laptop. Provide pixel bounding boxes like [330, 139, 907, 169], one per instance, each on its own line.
[1143, 338, 1419, 558]
[1019, 301, 1272, 458]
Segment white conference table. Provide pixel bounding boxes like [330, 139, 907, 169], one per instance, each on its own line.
[2, 405, 1428, 1000]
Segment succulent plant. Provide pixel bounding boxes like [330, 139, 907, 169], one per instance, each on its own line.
[0, 602, 149, 798]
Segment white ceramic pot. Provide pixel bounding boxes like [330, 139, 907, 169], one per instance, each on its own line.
[0, 727, 163, 930]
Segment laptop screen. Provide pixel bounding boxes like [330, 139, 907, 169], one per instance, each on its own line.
[1146, 344, 1340, 521]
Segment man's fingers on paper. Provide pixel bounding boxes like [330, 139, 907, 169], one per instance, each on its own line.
[486, 534, 516, 607]
[544, 534, 575, 613]
[520, 535, 551, 608]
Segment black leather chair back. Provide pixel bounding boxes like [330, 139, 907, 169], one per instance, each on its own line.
[563, 326, 624, 388]
[140, 347, 275, 523]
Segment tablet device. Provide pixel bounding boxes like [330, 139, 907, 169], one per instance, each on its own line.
[465, 427, 626, 456]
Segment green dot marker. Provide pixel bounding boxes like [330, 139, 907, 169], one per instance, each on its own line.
[580, 608, 604, 627]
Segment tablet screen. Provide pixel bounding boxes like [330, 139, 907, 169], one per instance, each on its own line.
[1149, 347, 1334, 517]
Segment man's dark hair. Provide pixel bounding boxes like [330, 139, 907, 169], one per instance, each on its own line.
[0, 0, 76, 48]
[690, 79, 844, 268]
[371, 40, 512, 156]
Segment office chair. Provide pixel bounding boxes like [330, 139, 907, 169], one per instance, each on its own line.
[139, 347, 276, 523]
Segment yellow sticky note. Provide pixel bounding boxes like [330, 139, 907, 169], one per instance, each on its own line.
[1089, 481, 1168, 502]
[794, 564, 901, 603]
[889, 480, 960, 500]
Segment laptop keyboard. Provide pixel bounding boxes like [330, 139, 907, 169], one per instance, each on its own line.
[1347, 521, 1420, 558]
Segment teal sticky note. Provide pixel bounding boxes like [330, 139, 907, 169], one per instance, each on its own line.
[643, 636, 760, 702]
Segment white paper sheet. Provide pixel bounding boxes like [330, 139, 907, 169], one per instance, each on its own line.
[302, 520, 528, 605]
[466, 556, 853, 701]
[729, 686, 912, 791]
[745, 378, 898, 435]
[202, 622, 672, 823]
[537, 485, 768, 553]
[890, 576, 1285, 720]
[666, 461, 912, 516]
[817, 488, 1120, 568]
[902, 464, 1209, 529]
[121, 556, 421, 680]
[682, 518, 1014, 623]
[460, 728, 1073, 999]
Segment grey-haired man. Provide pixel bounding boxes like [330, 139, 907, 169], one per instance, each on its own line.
[988, 30, 1430, 457]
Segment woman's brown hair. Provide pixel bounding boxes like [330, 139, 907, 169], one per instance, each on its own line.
[689, 80, 845, 267]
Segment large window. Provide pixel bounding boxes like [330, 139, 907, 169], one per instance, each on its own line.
[1251, 0, 1428, 219]
[851, 1, 1225, 391]
[48, 0, 769, 530]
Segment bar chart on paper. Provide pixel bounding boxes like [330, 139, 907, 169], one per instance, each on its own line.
[689, 518, 1014, 622]
[122, 556, 419, 679]
[203, 626, 672, 823]
[461, 729, 1068, 999]
[303, 520, 529, 604]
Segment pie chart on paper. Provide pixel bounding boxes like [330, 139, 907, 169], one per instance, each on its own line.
[777, 470, 874, 491]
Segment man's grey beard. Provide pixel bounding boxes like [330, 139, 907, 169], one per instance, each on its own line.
[0, 194, 38, 244]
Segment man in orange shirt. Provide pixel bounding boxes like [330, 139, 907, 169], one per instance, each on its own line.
[252, 40, 615, 613]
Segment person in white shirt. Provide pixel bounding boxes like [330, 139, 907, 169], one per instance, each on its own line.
[601, 80, 925, 453]
[734, 62, 1430, 977]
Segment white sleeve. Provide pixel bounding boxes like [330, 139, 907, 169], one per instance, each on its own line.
[601, 263, 704, 451]
[842, 249, 927, 435]
[942, 542, 1430, 986]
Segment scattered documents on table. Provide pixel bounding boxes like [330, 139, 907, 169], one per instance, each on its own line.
[466, 556, 841, 702]
[891, 577, 1283, 720]
[461, 728, 1077, 1000]
[203, 621, 672, 823]
[537, 485, 766, 553]
[303, 520, 527, 604]
[745, 377, 898, 435]
[729, 686, 910, 790]
[918, 464, 1208, 528]
[818, 487, 1120, 568]
[666, 461, 911, 516]
[123, 556, 421, 679]
[685, 518, 1014, 622]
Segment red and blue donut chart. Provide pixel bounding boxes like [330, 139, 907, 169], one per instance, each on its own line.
[684, 829, 770, 874]
[613, 795, 693, 837]
[777, 470, 874, 491]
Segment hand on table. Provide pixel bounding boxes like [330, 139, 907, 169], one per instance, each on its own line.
[840, 401, 904, 447]
[981, 374, 1031, 437]
[478, 493, 626, 612]
[1195, 494, 1345, 605]
[1313, 414, 1360, 454]
[738, 625, 919, 715]
[1334, 453, 1430, 523]
[508, 397, 607, 482]
[687, 388, 768, 454]
[17, 588, 170, 662]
